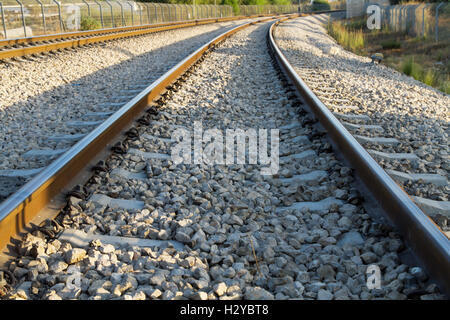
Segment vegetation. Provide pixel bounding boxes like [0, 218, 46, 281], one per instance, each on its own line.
[401, 57, 442, 88]
[139, 0, 296, 15]
[327, 20, 365, 53]
[381, 39, 401, 50]
[80, 16, 101, 31]
[327, 17, 450, 95]
[312, 0, 330, 11]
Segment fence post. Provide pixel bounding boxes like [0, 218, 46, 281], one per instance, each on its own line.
[105, 0, 114, 27]
[94, 0, 104, 28]
[82, 0, 90, 16]
[35, 0, 46, 34]
[435, 2, 444, 42]
[178, 4, 183, 21]
[137, 2, 142, 25]
[0, 2, 6, 39]
[152, 3, 157, 23]
[15, 0, 27, 37]
[158, 3, 164, 22]
[115, 0, 124, 26]
[52, 0, 64, 32]
[422, 3, 429, 38]
[144, 3, 150, 24]
[126, 1, 134, 25]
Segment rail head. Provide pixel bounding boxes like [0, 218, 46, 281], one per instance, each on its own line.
[268, 17, 450, 297]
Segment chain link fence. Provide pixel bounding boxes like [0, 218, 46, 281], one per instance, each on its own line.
[379, 3, 449, 43]
[0, 1, 323, 39]
[346, 1, 449, 43]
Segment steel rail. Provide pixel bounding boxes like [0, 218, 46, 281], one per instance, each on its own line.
[268, 17, 450, 297]
[0, 14, 289, 261]
[0, 14, 267, 49]
[0, 10, 343, 49]
[0, 15, 275, 60]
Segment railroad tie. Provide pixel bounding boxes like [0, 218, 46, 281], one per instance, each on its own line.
[128, 148, 171, 160]
[386, 169, 448, 187]
[83, 111, 115, 119]
[341, 121, 384, 133]
[0, 167, 44, 178]
[368, 150, 420, 162]
[89, 193, 145, 211]
[280, 149, 316, 164]
[47, 133, 87, 142]
[22, 148, 68, 159]
[412, 197, 450, 219]
[279, 170, 328, 185]
[66, 120, 104, 128]
[333, 112, 370, 123]
[276, 197, 344, 213]
[59, 229, 185, 251]
[110, 168, 147, 181]
[354, 135, 399, 146]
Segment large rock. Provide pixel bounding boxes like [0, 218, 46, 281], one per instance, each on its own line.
[244, 287, 274, 300]
[337, 231, 364, 247]
[64, 248, 87, 264]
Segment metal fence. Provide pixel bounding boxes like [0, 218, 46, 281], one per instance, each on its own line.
[0, 1, 310, 39]
[379, 3, 449, 42]
[346, 0, 388, 18]
[345, 1, 449, 43]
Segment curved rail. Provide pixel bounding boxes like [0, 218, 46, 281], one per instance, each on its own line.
[268, 17, 450, 297]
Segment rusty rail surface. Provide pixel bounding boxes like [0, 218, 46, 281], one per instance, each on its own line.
[268, 17, 450, 297]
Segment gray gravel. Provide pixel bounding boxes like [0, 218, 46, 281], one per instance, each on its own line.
[2, 20, 445, 300]
[0, 18, 255, 202]
[273, 14, 449, 230]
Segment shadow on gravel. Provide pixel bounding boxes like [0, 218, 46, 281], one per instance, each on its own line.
[273, 24, 449, 205]
[0, 22, 245, 203]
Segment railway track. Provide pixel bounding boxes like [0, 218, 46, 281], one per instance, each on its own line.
[0, 16, 270, 202]
[270, 15, 450, 296]
[0, 15, 271, 61]
[272, 17, 450, 235]
[0, 13, 448, 300]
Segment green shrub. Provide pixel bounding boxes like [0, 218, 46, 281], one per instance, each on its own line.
[80, 16, 101, 31]
[312, 0, 331, 11]
[401, 57, 413, 76]
[440, 81, 450, 95]
[345, 18, 366, 30]
[423, 69, 436, 86]
[401, 58, 444, 90]
[381, 39, 401, 49]
[410, 62, 423, 81]
[327, 21, 365, 53]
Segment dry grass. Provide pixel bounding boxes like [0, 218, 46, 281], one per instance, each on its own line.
[327, 16, 450, 94]
[327, 20, 365, 53]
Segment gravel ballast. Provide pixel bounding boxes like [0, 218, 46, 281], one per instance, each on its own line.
[273, 15, 449, 230]
[0, 19, 256, 202]
[1, 20, 444, 300]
